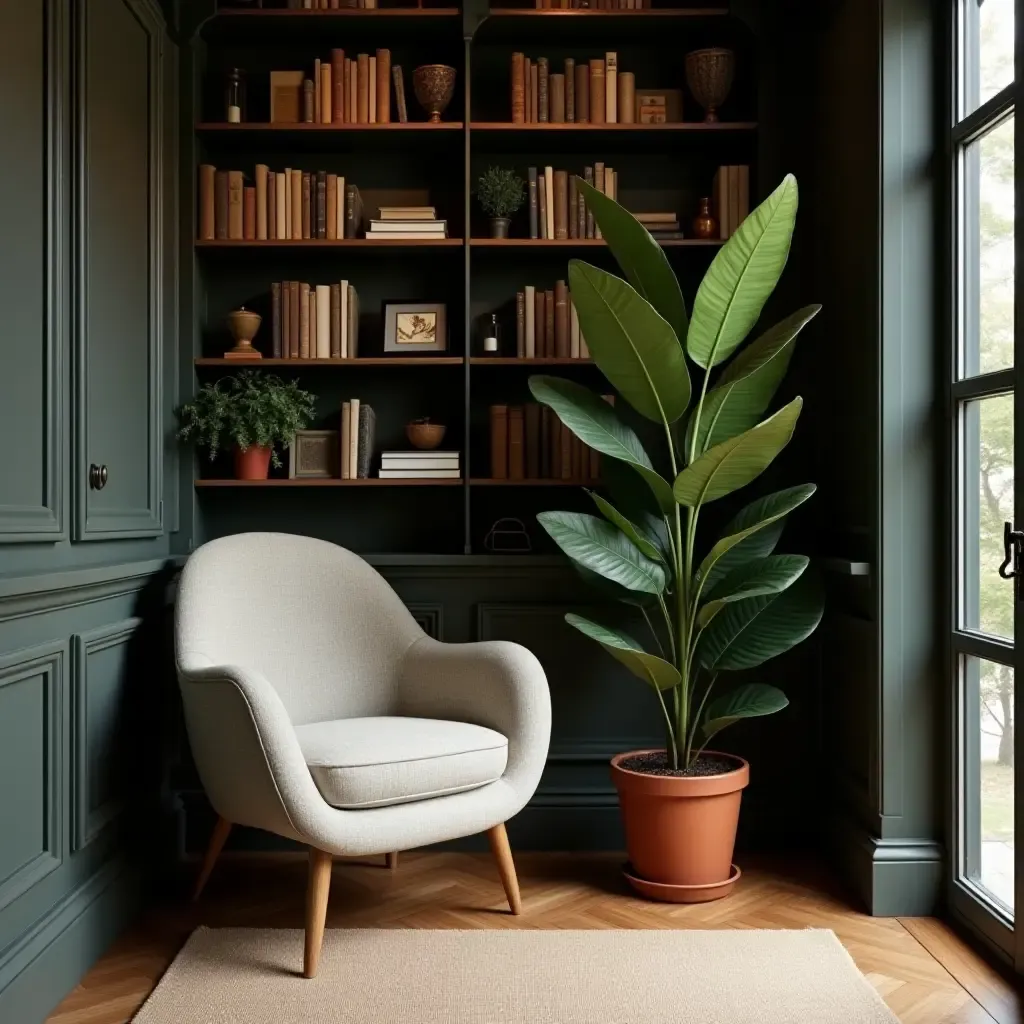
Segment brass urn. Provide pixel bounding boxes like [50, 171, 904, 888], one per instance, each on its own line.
[224, 307, 262, 360]
[685, 48, 735, 124]
[412, 65, 456, 123]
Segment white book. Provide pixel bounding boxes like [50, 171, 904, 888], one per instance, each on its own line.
[382, 450, 460, 459]
[605, 52, 617, 124]
[570, 299, 580, 358]
[349, 399, 360, 479]
[381, 458, 460, 471]
[336, 176, 345, 239]
[369, 220, 447, 231]
[315, 285, 330, 358]
[368, 231, 446, 239]
[545, 166, 554, 241]
[339, 279, 349, 358]
[524, 285, 536, 358]
[378, 469, 461, 479]
[277, 170, 288, 240]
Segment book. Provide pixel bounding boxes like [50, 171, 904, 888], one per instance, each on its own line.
[516, 291, 525, 357]
[316, 171, 327, 238]
[738, 164, 750, 227]
[584, 165, 594, 238]
[268, 171, 277, 239]
[381, 450, 459, 459]
[276, 171, 287, 239]
[301, 171, 311, 239]
[524, 58, 532, 124]
[490, 405, 508, 479]
[605, 52, 617, 123]
[289, 280, 300, 358]
[534, 287, 546, 357]
[509, 406, 525, 480]
[570, 297, 580, 358]
[713, 166, 728, 239]
[377, 206, 437, 219]
[308, 290, 317, 359]
[545, 290, 555, 358]
[357, 403, 375, 478]
[537, 57, 549, 123]
[369, 56, 377, 124]
[271, 282, 282, 358]
[332, 49, 345, 124]
[291, 168, 302, 240]
[348, 398, 360, 478]
[345, 184, 363, 238]
[199, 164, 216, 240]
[315, 285, 330, 358]
[347, 283, 359, 357]
[281, 281, 291, 359]
[544, 165, 554, 240]
[357, 53, 370, 123]
[270, 70, 303, 123]
[393, 65, 408, 123]
[511, 52, 525, 123]
[378, 469, 460, 479]
[227, 170, 244, 239]
[530, 61, 539, 123]
[243, 186, 256, 239]
[369, 219, 447, 231]
[575, 61, 589, 123]
[568, 174, 577, 239]
[255, 164, 268, 239]
[320, 62, 332, 123]
[528, 168, 539, 239]
[303, 78, 315, 123]
[537, 172, 547, 239]
[554, 170, 568, 239]
[299, 282, 310, 358]
[340, 401, 351, 478]
[594, 163, 604, 239]
[349, 59, 357, 122]
[330, 282, 341, 357]
[380, 457, 459, 471]
[314, 59, 321, 123]
[524, 284, 536, 357]
[376, 49, 391, 123]
[589, 59, 605, 124]
[564, 58, 575, 122]
[525, 403, 541, 479]
[550, 73, 565, 123]
[618, 71, 635, 124]
[555, 280, 569, 357]
[540, 406, 552, 478]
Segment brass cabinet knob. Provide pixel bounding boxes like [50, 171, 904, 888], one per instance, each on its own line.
[89, 464, 108, 490]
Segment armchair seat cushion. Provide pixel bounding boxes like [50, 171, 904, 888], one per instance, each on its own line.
[294, 716, 509, 810]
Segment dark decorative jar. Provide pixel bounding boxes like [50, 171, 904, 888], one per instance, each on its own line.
[692, 198, 719, 240]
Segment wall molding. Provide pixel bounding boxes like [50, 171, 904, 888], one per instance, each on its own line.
[0, 641, 64, 916]
[71, 618, 142, 852]
[406, 602, 443, 640]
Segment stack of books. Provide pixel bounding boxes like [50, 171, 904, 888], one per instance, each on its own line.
[340, 399, 375, 480]
[527, 164, 616, 240]
[379, 450, 461, 479]
[634, 212, 683, 242]
[367, 206, 447, 241]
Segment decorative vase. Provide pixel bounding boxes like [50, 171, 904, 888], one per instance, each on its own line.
[406, 421, 446, 450]
[610, 749, 748, 903]
[412, 65, 456, 123]
[692, 197, 719, 240]
[234, 444, 272, 480]
[225, 307, 262, 360]
[490, 216, 511, 239]
[685, 48, 735, 124]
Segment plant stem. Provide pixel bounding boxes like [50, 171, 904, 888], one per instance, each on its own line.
[641, 607, 665, 659]
[657, 595, 676, 663]
[687, 671, 718, 757]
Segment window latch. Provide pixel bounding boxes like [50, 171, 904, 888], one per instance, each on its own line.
[998, 521, 1023, 580]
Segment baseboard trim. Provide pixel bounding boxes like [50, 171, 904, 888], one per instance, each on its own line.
[0, 857, 142, 1024]
[828, 816, 944, 916]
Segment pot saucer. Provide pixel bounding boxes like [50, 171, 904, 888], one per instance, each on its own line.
[622, 862, 742, 903]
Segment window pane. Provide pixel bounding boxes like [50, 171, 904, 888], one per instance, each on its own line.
[961, 0, 1014, 117]
[961, 115, 1014, 377]
[961, 394, 1015, 638]
[961, 656, 1015, 912]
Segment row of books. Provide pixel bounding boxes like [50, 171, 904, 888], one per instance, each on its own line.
[198, 165, 364, 241]
[340, 399, 376, 479]
[380, 450, 461, 479]
[512, 52, 640, 125]
[269, 50, 409, 126]
[528, 164, 617, 240]
[490, 403, 603, 482]
[286, 1, 380, 8]
[712, 166, 751, 240]
[366, 205, 448, 240]
[532, 0, 653, 7]
[515, 284, 590, 359]
[269, 281, 361, 359]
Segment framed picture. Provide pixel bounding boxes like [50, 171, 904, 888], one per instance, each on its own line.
[289, 430, 339, 479]
[383, 302, 447, 354]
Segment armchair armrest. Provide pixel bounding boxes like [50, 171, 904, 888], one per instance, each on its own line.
[396, 637, 551, 804]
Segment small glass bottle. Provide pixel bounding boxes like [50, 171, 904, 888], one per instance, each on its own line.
[692, 197, 718, 240]
[225, 68, 247, 124]
[482, 314, 500, 354]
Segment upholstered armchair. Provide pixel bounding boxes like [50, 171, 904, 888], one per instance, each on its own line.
[174, 533, 551, 978]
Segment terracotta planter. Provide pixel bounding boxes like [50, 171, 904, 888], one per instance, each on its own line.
[234, 444, 272, 480]
[610, 748, 748, 903]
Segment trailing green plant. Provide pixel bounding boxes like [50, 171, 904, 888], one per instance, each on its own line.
[529, 174, 823, 770]
[475, 166, 526, 219]
[177, 369, 316, 469]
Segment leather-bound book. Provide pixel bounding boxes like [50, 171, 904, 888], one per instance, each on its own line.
[524, 284, 536, 357]
[281, 281, 291, 360]
[267, 171, 276, 240]
[537, 57, 549, 123]
[560, 416, 573, 479]
[199, 164, 216, 240]
[564, 59, 575, 122]
[314, 59, 322, 122]
[554, 280, 569, 356]
[291, 169, 302, 240]
[589, 60, 605, 124]
[516, 290, 525, 357]
[332, 49, 345, 123]
[308, 290, 317, 359]
[276, 170, 287, 239]
[302, 78, 315, 123]
[326, 174, 337, 240]
[243, 186, 256, 239]
[348, 59, 357, 122]
[554, 170, 568, 239]
[537, 172, 547, 239]
[357, 54, 370, 123]
[376, 49, 391, 123]
[575, 62, 589, 123]
[511, 52, 525, 123]
[289, 280, 300, 358]
[330, 283, 341, 357]
[508, 406, 525, 480]
[528, 167, 539, 239]
[227, 170, 244, 239]
[605, 52, 617, 123]
[490, 405, 509, 479]
[316, 171, 327, 238]
[525, 403, 541, 479]
[301, 172, 311, 239]
[545, 290, 555, 357]
[344, 184, 363, 238]
[214, 170, 229, 239]
[569, 175, 577, 238]
[584, 166, 594, 237]
[530, 62, 539, 123]
[618, 71, 635, 124]
[254, 164, 268, 239]
[320, 63, 332, 123]
[393, 65, 408, 123]
[534, 288, 546, 357]
[271, 282, 282, 358]
[369, 56, 377, 124]
[540, 406, 552, 478]
[545, 165, 554, 240]
[549, 73, 565, 123]
[299, 282, 311, 359]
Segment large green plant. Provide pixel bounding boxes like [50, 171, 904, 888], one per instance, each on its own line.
[530, 174, 823, 769]
[177, 369, 316, 468]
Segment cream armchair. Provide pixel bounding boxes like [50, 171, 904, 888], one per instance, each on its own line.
[175, 533, 551, 977]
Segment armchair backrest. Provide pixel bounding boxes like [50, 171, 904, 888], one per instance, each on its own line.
[175, 533, 424, 725]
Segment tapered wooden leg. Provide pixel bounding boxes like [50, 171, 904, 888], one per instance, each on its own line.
[486, 822, 522, 915]
[386, 851, 399, 871]
[303, 847, 333, 979]
[192, 816, 231, 902]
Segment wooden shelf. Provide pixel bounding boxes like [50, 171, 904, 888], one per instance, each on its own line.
[471, 121, 756, 132]
[195, 238, 463, 248]
[488, 7, 729, 15]
[196, 121, 463, 132]
[470, 357, 593, 365]
[213, 7, 461, 17]
[195, 477, 463, 488]
[470, 478, 596, 486]
[195, 357, 462, 366]
[471, 237, 721, 247]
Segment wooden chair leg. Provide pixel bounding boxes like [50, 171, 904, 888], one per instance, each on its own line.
[192, 816, 232, 902]
[486, 822, 522, 915]
[304, 847, 333, 979]
[386, 851, 399, 871]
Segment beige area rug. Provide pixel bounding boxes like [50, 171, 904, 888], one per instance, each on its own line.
[133, 927, 899, 1023]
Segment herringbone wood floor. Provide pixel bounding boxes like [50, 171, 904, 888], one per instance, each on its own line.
[47, 852, 1020, 1024]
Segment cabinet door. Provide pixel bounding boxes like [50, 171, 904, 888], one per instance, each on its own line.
[74, 0, 163, 540]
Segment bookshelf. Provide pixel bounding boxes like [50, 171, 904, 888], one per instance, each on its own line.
[187, 1, 757, 555]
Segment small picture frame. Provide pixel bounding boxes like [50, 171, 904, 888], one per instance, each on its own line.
[383, 302, 448, 354]
[289, 430, 339, 479]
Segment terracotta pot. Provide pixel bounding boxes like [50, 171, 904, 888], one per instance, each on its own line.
[610, 749, 749, 901]
[234, 444, 272, 480]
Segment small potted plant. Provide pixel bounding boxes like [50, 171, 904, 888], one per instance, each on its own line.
[177, 369, 316, 480]
[530, 174, 823, 903]
[476, 166, 525, 239]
